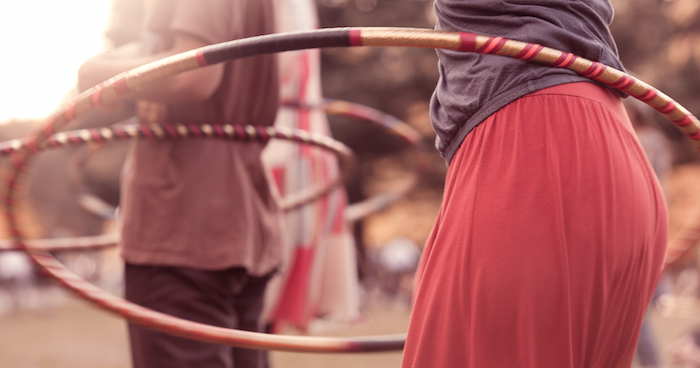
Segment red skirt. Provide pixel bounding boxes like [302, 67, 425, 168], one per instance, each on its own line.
[402, 82, 667, 368]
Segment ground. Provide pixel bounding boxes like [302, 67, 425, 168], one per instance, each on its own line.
[2, 163, 700, 368]
[0, 290, 409, 368]
[1, 288, 699, 368]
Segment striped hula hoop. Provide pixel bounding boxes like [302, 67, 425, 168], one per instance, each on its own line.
[0, 121, 353, 214]
[284, 98, 429, 222]
[5, 27, 698, 352]
[0, 98, 426, 252]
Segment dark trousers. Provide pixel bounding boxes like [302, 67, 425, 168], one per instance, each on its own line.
[124, 263, 272, 368]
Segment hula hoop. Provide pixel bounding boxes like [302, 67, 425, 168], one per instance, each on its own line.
[282, 98, 429, 222]
[0, 234, 119, 252]
[0, 122, 354, 251]
[5, 27, 699, 352]
[0, 122, 352, 213]
[0, 99, 427, 253]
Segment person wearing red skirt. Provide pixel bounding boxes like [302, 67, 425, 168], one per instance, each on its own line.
[402, 1, 668, 367]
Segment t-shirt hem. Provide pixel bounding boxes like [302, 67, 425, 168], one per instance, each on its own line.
[122, 249, 279, 276]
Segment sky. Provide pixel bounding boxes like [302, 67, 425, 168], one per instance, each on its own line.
[0, 0, 112, 122]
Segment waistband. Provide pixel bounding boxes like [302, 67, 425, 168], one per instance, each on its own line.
[528, 81, 628, 123]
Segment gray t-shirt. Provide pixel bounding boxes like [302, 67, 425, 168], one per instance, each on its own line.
[431, 0, 625, 164]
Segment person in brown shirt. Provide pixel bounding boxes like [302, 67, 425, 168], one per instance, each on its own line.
[77, 0, 281, 366]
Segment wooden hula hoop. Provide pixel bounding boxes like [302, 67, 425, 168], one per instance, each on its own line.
[0, 122, 354, 250]
[5, 27, 699, 352]
[283, 98, 429, 222]
[0, 99, 426, 252]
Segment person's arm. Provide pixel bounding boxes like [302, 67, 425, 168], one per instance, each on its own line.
[77, 32, 224, 104]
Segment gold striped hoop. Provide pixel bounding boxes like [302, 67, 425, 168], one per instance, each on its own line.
[4, 27, 698, 353]
[0, 98, 427, 252]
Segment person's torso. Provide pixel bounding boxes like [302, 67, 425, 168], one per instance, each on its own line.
[430, 0, 625, 164]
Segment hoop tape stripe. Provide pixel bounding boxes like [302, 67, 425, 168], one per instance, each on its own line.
[675, 116, 693, 127]
[349, 29, 362, 46]
[112, 77, 130, 96]
[581, 62, 607, 78]
[515, 44, 542, 61]
[458, 32, 478, 52]
[479, 36, 503, 54]
[91, 84, 103, 106]
[195, 50, 209, 67]
[609, 75, 635, 90]
[638, 89, 657, 102]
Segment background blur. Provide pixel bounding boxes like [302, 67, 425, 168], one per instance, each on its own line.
[1, 0, 700, 367]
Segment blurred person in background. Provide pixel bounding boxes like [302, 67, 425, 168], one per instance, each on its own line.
[77, 0, 281, 367]
[626, 97, 673, 189]
[0, 251, 33, 312]
[261, 0, 360, 336]
[673, 331, 700, 368]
